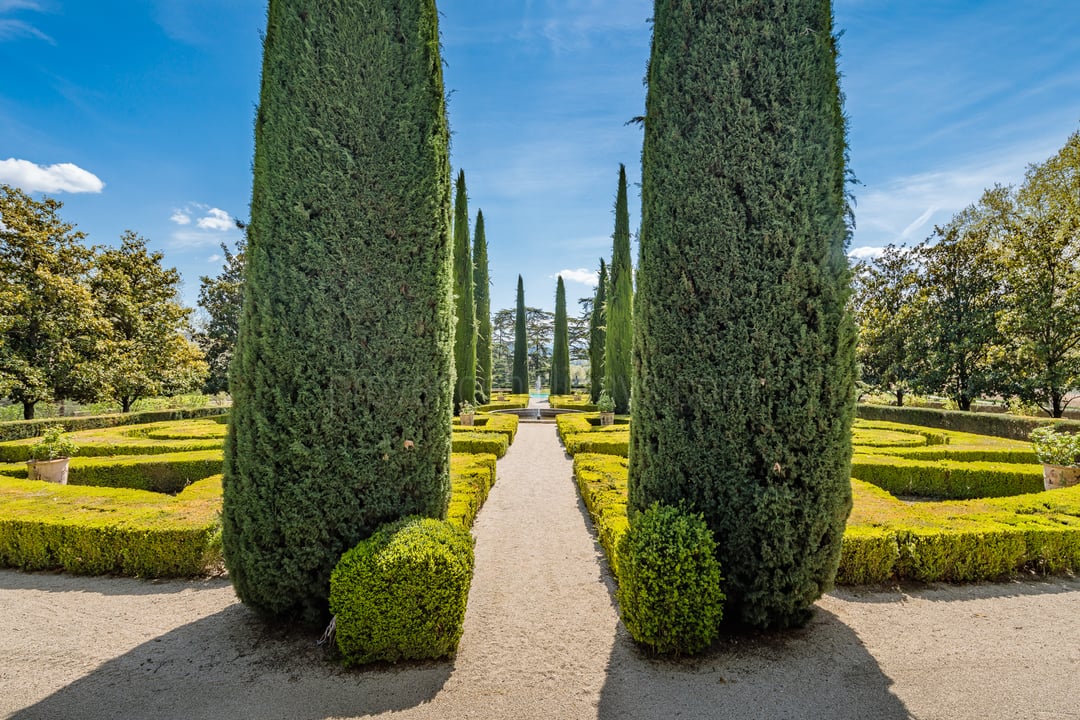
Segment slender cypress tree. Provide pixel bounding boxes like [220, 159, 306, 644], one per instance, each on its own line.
[223, 0, 454, 625]
[551, 276, 571, 395]
[629, 0, 856, 629]
[512, 275, 529, 393]
[589, 258, 608, 402]
[473, 210, 492, 404]
[605, 163, 633, 414]
[452, 170, 476, 411]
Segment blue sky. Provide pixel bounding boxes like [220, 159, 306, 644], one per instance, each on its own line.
[2, 1, 1078, 318]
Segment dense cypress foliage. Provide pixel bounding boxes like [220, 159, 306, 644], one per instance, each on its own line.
[605, 164, 633, 414]
[223, 0, 454, 625]
[473, 210, 492, 404]
[589, 259, 608, 402]
[551, 276, 571, 395]
[512, 275, 529, 393]
[452, 170, 476, 411]
[629, 0, 856, 629]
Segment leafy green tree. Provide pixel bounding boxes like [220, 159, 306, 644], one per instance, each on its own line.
[196, 234, 246, 395]
[91, 232, 208, 412]
[473, 210, 491, 404]
[589, 259, 608, 402]
[851, 244, 921, 406]
[630, 0, 856, 629]
[605, 164, 633, 414]
[551, 276, 570, 394]
[491, 307, 514, 389]
[512, 275, 529, 393]
[224, 0, 454, 624]
[990, 133, 1080, 417]
[526, 306, 554, 389]
[452, 170, 476, 411]
[913, 204, 1004, 411]
[0, 185, 103, 419]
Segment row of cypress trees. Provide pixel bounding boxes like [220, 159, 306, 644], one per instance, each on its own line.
[451, 172, 493, 410]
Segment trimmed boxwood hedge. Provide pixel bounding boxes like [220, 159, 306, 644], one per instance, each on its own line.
[573, 455, 1080, 586]
[0, 474, 223, 576]
[548, 396, 598, 412]
[0, 424, 223, 462]
[446, 453, 497, 529]
[0, 450, 223, 494]
[478, 394, 530, 411]
[452, 412, 519, 444]
[0, 407, 229, 442]
[852, 454, 1045, 499]
[451, 431, 508, 458]
[857, 403, 1080, 441]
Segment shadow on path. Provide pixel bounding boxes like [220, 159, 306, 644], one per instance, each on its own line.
[11, 602, 452, 720]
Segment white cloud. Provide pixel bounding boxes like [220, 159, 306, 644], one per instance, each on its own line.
[0, 2, 51, 43]
[555, 268, 599, 287]
[207, 253, 222, 263]
[170, 210, 192, 225]
[196, 207, 233, 231]
[0, 158, 103, 193]
[848, 246, 885, 260]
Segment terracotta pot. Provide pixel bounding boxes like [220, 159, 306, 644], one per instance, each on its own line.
[599, 412, 615, 427]
[27, 457, 70, 484]
[1043, 464, 1080, 491]
[460, 414, 475, 427]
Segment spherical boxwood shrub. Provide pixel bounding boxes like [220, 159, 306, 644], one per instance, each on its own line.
[616, 503, 725, 656]
[329, 517, 474, 665]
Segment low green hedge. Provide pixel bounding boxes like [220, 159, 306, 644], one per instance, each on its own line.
[852, 454, 1044, 499]
[0, 474, 223, 576]
[565, 433, 629, 457]
[447, 453, 497, 529]
[0, 407, 229, 442]
[548, 395, 598, 411]
[330, 516, 474, 665]
[0, 450, 223, 494]
[0, 422, 224, 462]
[477, 394, 530, 411]
[452, 412, 519, 444]
[451, 431, 508, 458]
[882, 446, 1038, 464]
[573, 455, 1080, 586]
[856, 403, 1080, 442]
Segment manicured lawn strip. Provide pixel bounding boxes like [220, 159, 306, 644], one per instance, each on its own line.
[0, 450, 224, 494]
[572, 455, 1080, 585]
[851, 454, 1045, 499]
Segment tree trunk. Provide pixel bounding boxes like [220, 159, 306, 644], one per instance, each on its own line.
[121, 397, 132, 413]
[1052, 390, 1064, 419]
[22, 402, 35, 420]
[895, 388, 904, 407]
[958, 395, 972, 412]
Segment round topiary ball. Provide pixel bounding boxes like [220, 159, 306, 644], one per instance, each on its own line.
[616, 502, 725, 655]
[330, 516, 474, 665]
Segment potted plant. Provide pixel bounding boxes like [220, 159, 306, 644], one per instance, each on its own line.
[597, 391, 616, 426]
[27, 424, 78, 484]
[459, 401, 476, 427]
[1030, 426, 1080, 490]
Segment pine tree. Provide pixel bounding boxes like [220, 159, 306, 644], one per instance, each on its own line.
[551, 276, 571, 395]
[512, 275, 529, 393]
[452, 170, 476, 411]
[223, 0, 454, 624]
[589, 258, 608, 402]
[473, 210, 492, 404]
[629, 0, 856, 629]
[605, 163, 633, 414]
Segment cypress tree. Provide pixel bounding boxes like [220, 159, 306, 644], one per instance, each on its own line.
[551, 276, 571, 395]
[223, 0, 454, 625]
[473, 210, 492, 404]
[605, 163, 633, 414]
[512, 275, 529, 393]
[589, 258, 608, 402]
[629, 0, 856, 629]
[452, 170, 476, 411]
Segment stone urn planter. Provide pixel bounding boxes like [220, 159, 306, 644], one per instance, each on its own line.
[597, 391, 616, 427]
[459, 402, 475, 427]
[599, 412, 615, 427]
[27, 457, 70, 484]
[1042, 464, 1080, 491]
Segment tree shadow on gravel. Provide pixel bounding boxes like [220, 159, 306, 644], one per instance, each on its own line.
[0, 568, 230, 597]
[11, 602, 453, 720]
[830, 576, 1080, 605]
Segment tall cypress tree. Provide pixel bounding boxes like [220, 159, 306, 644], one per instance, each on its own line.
[589, 258, 608, 402]
[512, 275, 529, 393]
[629, 0, 855, 629]
[452, 170, 476, 411]
[551, 276, 571, 395]
[223, 0, 454, 625]
[605, 163, 633, 414]
[473, 210, 492, 404]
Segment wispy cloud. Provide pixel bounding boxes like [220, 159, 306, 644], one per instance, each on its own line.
[555, 267, 599, 287]
[517, 0, 650, 54]
[167, 203, 239, 248]
[196, 207, 233, 231]
[0, 158, 103, 193]
[0, 1, 51, 43]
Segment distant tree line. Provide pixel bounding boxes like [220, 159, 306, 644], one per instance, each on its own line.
[853, 131, 1080, 417]
[0, 185, 208, 419]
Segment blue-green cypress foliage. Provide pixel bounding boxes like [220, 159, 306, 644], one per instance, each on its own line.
[512, 275, 529, 393]
[589, 259, 608, 403]
[551, 276, 571, 395]
[452, 170, 476, 411]
[473, 210, 491, 404]
[605, 164, 633, 414]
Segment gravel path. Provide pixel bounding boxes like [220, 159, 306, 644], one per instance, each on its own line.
[3, 422, 1080, 719]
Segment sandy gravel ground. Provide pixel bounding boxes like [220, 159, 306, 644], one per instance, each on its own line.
[3, 422, 1079, 720]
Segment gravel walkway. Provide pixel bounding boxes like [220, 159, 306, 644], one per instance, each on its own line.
[3, 422, 1080, 719]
